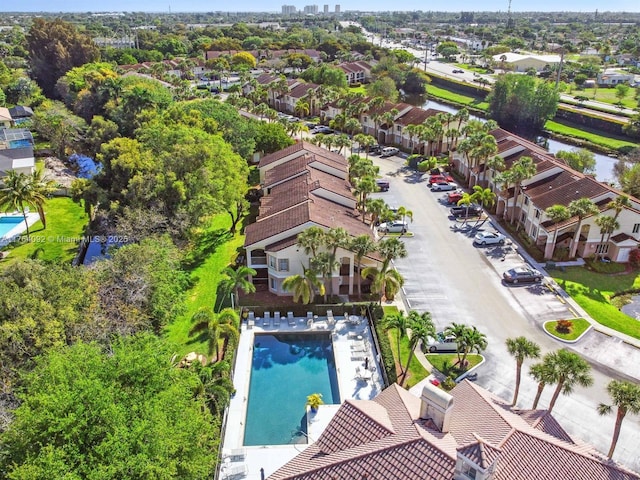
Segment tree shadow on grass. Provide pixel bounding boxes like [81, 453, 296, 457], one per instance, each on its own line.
[182, 228, 232, 271]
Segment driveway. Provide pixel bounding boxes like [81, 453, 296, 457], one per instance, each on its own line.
[369, 153, 640, 472]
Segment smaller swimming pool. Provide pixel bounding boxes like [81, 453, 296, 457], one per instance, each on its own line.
[0, 216, 25, 238]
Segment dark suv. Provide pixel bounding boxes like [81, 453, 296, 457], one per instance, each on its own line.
[450, 204, 483, 218]
[376, 179, 390, 191]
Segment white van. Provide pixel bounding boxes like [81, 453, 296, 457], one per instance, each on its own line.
[380, 147, 399, 157]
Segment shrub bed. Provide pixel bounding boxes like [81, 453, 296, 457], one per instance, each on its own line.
[543, 318, 591, 341]
[373, 305, 398, 385]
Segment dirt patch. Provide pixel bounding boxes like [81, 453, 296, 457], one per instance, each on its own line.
[43, 156, 77, 188]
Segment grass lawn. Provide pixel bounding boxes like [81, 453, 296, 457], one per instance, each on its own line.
[386, 327, 429, 388]
[1, 197, 87, 265]
[544, 318, 591, 341]
[426, 353, 482, 377]
[426, 84, 490, 111]
[552, 267, 640, 340]
[570, 87, 637, 109]
[544, 119, 638, 152]
[164, 214, 244, 358]
[348, 85, 367, 94]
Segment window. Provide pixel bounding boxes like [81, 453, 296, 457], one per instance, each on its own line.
[535, 209, 540, 218]
[396, 125, 402, 132]
[521, 212, 527, 223]
[596, 244, 609, 254]
[524, 196, 529, 205]
[270, 277, 277, 291]
[461, 462, 477, 479]
[268, 255, 276, 268]
[363, 116, 368, 123]
[633, 223, 640, 234]
[278, 258, 289, 272]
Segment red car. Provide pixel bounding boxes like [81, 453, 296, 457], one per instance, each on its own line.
[429, 174, 454, 184]
[447, 191, 463, 204]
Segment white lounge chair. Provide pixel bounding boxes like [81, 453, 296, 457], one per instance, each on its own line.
[248, 311, 255, 321]
[273, 312, 281, 327]
[307, 311, 313, 320]
[263, 312, 271, 327]
[222, 462, 248, 479]
[287, 311, 295, 326]
[222, 447, 246, 460]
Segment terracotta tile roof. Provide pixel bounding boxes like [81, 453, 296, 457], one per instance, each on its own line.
[259, 142, 306, 168]
[611, 233, 638, 243]
[259, 141, 347, 170]
[396, 107, 441, 126]
[527, 172, 611, 210]
[263, 154, 311, 187]
[255, 73, 278, 85]
[245, 202, 311, 246]
[269, 380, 640, 480]
[259, 175, 310, 217]
[264, 235, 298, 252]
[287, 82, 319, 99]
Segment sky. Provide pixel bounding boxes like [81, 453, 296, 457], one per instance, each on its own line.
[4, 0, 640, 13]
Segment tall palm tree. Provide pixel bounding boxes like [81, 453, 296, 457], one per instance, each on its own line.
[399, 311, 435, 386]
[506, 337, 541, 406]
[377, 237, 408, 271]
[355, 176, 378, 219]
[470, 186, 496, 227]
[349, 234, 377, 296]
[396, 206, 413, 236]
[485, 155, 505, 186]
[546, 349, 593, 413]
[595, 215, 619, 261]
[0, 170, 52, 240]
[297, 226, 325, 260]
[191, 360, 235, 417]
[507, 156, 537, 229]
[568, 198, 599, 258]
[220, 265, 257, 311]
[361, 266, 404, 305]
[294, 99, 310, 118]
[456, 192, 475, 225]
[545, 205, 571, 260]
[459, 326, 487, 368]
[364, 197, 387, 227]
[598, 379, 640, 459]
[189, 307, 239, 362]
[324, 227, 350, 297]
[384, 310, 409, 373]
[282, 266, 325, 304]
[530, 353, 558, 409]
[605, 195, 630, 245]
[311, 251, 339, 302]
[445, 322, 469, 365]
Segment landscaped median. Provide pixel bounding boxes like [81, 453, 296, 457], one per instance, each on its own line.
[426, 353, 483, 390]
[543, 318, 592, 342]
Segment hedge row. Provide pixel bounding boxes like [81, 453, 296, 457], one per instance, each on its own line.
[370, 304, 398, 385]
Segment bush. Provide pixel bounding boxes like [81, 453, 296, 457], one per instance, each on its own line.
[372, 307, 398, 385]
[629, 249, 640, 269]
[417, 160, 431, 172]
[442, 377, 457, 391]
[556, 319, 574, 334]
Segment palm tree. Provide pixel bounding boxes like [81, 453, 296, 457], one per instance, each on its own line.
[595, 215, 619, 261]
[384, 310, 409, 373]
[605, 195, 630, 245]
[0, 170, 52, 240]
[598, 379, 640, 459]
[456, 192, 474, 225]
[364, 197, 387, 227]
[396, 206, 413, 236]
[324, 227, 350, 297]
[544, 205, 571, 260]
[297, 226, 325, 260]
[349, 234, 377, 296]
[355, 176, 378, 219]
[282, 266, 325, 304]
[485, 155, 505, 186]
[405, 124, 421, 155]
[546, 349, 593, 413]
[399, 311, 435, 386]
[506, 337, 541, 406]
[530, 353, 558, 409]
[377, 237, 408, 271]
[361, 266, 404, 305]
[311, 251, 339, 302]
[191, 360, 235, 417]
[445, 322, 469, 365]
[568, 198, 599, 258]
[294, 99, 310, 119]
[459, 326, 487, 368]
[353, 133, 376, 159]
[220, 266, 257, 311]
[189, 307, 239, 362]
[470, 186, 496, 227]
[507, 156, 537, 229]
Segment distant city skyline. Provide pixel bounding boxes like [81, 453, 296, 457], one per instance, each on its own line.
[3, 0, 639, 13]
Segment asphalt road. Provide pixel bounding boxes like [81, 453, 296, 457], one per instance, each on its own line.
[370, 153, 640, 472]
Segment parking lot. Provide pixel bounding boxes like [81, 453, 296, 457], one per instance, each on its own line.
[367, 152, 640, 471]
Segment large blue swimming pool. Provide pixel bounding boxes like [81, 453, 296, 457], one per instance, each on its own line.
[243, 333, 340, 446]
[0, 216, 24, 238]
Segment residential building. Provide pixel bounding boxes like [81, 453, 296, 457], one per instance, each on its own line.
[281, 4, 297, 14]
[335, 4, 340, 12]
[8, 106, 34, 126]
[0, 107, 11, 128]
[0, 128, 35, 176]
[452, 128, 640, 261]
[303, 5, 318, 14]
[337, 60, 373, 85]
[323, 4, 328, 13]
[492, 52, 562, 72]
[269, 380, 639, 479]
[244, 141, 380, 296]
[597, 69, 636, 86]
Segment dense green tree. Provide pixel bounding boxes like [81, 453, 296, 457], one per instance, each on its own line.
[31, 100, 87, 159]
[300, 64, 348, 88]
[0, 335, 217, 480]
[487, 74, 559, 133]
[555, 148, 596, 174]
[366, 77, 399, 103]
[26, 18, 100, 98]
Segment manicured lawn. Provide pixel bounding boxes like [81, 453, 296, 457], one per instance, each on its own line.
[164, 214, 244, 358]
[1, 197, 87, 265]
[544, 119, 638, 152]
[552, 267, 640, 340]
[570, 87, 637, 109]
[426, 84, 490, 111]
[348, 85, 367, 94]
[544, 318, 591, 341]
[426, 353, 482, 377]
[386, 327, 429, 388]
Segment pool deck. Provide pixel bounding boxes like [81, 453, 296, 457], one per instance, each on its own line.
[0, 212, 40, 247]
[220, 314, 384, 480]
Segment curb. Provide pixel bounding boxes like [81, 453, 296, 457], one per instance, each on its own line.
[542, 320, 593, 344]
[454, 355, 486, 383]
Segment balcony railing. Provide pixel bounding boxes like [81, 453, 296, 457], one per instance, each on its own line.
[250, 256, 267, 266]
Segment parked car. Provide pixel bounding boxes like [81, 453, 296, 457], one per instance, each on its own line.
[431, 182, 458, 192]
[378, 220, 408, 234]
[473, 231, 506, 246]
[447, 191, 464, 204]
[369, 144, 382, 154]
[311, 126, 333, 134]
[450, 204, 483, 217]
[503, 266, 544, 284]
[425, 332, 458, 353]
[376, 179, 390, 192]
[429, 174, 455, 184]
[452, 69, 464, 73]
[381, 147, 400, 157]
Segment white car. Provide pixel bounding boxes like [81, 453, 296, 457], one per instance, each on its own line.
[473, 231, 506, 246]
[431, 182, 457, 192]
[378, 220, 409, 234]
[425, 332, 458, 353]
